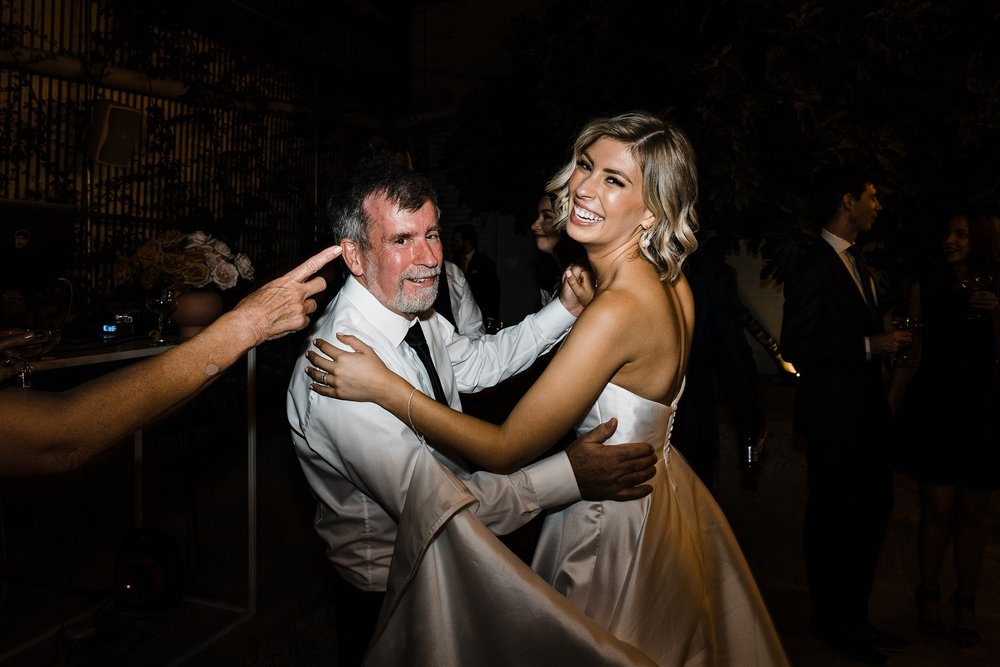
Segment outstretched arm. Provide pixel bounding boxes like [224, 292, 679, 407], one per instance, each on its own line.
[0, 246, 341, 477]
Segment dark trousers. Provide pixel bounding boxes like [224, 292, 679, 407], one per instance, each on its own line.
[803, 437, 893, 638]
[332, 571, 386, 667]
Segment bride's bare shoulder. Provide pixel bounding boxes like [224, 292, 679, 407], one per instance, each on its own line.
[579, 273, 669, 331]
[575, 284, 637, 329]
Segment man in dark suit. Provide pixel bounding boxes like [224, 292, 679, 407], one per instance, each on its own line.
[673, 239, 766, 490]
[452, 223, 501, 324]
[780, 166, 912, 665]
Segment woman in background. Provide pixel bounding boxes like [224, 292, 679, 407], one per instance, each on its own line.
[531, 191, 587, 307]
[892, 210, 1000, 647]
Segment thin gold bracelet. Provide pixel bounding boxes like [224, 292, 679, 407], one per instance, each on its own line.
[406, 387, 420, 437]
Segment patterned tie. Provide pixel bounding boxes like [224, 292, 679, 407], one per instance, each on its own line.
[403, 323, 448, 404]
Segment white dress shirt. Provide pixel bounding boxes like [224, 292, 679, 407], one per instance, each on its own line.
[444, 260, 484, 339]
[287, 275, 580, 591]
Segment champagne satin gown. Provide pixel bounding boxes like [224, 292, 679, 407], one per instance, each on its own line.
[364, 381, 788, 665]
[531, 381, 789, 666]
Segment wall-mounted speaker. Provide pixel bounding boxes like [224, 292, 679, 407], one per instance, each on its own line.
[86, 99, 143, 167]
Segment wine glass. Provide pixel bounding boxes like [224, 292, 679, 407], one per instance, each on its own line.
[891, 316, 922, 364]
[0, 328, 62, 388]
[968, 274, 996, 320]
[146, 289, 177, 343]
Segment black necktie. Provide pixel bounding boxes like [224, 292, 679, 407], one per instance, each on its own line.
[432, 269, 456, 328]
[404, 324, 448, 404]
[847, 245, 881, 325]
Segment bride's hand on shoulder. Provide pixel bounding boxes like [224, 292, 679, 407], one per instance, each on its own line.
[558, 264, 595, 316]
[306, 334, 408, 404]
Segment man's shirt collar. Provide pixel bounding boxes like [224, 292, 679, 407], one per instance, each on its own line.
[341, 275, 419, 349]
[820, 227, 852, 254]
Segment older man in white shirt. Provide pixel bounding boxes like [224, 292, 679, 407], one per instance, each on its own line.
[287, 167, 655, 665]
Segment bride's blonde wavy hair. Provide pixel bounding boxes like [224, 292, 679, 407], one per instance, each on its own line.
[546, 111, 699, 283]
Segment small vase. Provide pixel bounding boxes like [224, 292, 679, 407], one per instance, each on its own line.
[172, 289, 224, 340]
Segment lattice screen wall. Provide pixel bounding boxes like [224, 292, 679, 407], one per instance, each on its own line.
[1, 0, 347, 304]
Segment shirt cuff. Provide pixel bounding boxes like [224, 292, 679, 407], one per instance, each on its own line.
[532, 295, 577, 337]
[522, 451, 581, 507]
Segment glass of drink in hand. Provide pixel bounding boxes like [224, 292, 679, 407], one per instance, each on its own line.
[0, 328, 62, 388]
[968, 274, 996, 320]
[957, 278, 975, 317]
[891, 317, 922, 363]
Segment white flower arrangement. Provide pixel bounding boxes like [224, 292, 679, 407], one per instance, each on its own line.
[120, 230, 254, 292]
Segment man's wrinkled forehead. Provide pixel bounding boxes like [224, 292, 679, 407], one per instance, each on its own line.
[363, 191, 401, 225]
[364, 193, 439, 240]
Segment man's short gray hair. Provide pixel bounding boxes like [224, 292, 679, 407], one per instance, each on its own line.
[329, 166, 440, 250]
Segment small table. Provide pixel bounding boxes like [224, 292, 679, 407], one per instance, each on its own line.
[31, 337, 178, 373]
[1, 337, 257, 665]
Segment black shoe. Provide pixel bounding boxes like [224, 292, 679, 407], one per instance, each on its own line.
[915, 586, 946, 637]
[867, 624, 908, 652]
[950, 592, 981, 648]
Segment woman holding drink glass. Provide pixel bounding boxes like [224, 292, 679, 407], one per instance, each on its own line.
[891, 210, 1000, 647]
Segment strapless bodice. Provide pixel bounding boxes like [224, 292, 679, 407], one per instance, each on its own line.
[576, 380, 683, 454]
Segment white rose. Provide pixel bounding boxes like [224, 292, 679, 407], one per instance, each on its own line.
[211, 261, 239, 290]
[211, 239, 232, 257]
[187, 231, 211, 248]
[234, 253, 254, 280]
[200, 248, 222, 266]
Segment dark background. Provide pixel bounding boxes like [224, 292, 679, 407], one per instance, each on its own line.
[5, 0, 999, 298]
[265, 0, 1000, 282]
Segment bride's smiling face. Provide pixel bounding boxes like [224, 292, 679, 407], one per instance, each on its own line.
[566, 137, 654, 250]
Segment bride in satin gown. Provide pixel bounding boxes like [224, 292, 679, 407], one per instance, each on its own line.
[308, 111, 788, 665]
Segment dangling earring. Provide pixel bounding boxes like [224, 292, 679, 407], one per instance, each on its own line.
[640, 230, 652, 250]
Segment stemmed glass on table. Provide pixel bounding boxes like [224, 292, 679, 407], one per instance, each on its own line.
[0, 328, 62, 388]
[146, 289, 177, 344]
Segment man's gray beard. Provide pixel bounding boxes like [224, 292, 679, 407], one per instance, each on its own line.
[361, 252, 440, 314]
[390, 274, 439, 314]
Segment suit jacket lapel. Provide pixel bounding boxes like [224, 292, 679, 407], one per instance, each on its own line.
[822, 243, 873, 321]
[820, 241, 871, 328]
